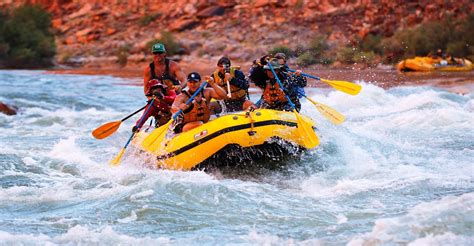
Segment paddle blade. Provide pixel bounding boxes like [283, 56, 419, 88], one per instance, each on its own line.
[315, 103, 345, 125]
[142, 120, 173, 148]
[305, 97, 345, 125]
[293, 110, 319, 149]
[92, 121, 121, 139]
[322, 79, 361, 95]
[109, 148, 125, 166]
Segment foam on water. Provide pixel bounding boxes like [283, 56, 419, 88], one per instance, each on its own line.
[348, 193, 474, 245]
[0, 225, 171, 245]
[0, 71, 472, 244]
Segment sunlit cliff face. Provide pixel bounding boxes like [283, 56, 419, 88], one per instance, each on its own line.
[4, 0, 470, 67]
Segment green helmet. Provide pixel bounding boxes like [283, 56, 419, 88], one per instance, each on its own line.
[151, 43, 166, 53]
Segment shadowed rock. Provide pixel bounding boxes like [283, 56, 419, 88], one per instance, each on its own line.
[0, 102, 17, 115]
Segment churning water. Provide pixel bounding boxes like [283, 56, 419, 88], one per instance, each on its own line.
[0, 70, 472, 245]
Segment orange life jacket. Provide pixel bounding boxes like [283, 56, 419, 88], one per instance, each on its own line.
[182, 90, 211, 123]
[263, 80, 287, 105]
[213, 70, 247, 100]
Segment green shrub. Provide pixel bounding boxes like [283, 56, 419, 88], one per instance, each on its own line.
[116, 45, 130, 67]
[58, 52, 72, 64]
[379, 36, 406, 63]
[380, 13, 474, 63]
[294, 34, 331, 66]
[308, 34, 329, 58]
[296, 52, 317, 66]
[268, 45, 294, 58]
[146, 31, 180, 56]
[353, 51, 376, 64]
[293, 44, 306, 57]
[0, 43, 8, 59]
[447, 14, 474, 57]
[336, 46, 356, 63]
[201, 31, 211, 38]
[320, 56, 334, 65]
[0, 4, 56, 68]
[446, 41, 469, 57]
[295, 0, 304, 9]
[359, 34, 383, 54]
[139, 13, 161, 27]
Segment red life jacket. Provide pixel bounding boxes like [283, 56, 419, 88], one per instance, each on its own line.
[136, 89, 176, 128]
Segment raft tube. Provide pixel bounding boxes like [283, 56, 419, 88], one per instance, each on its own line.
[132, 109, 319, 170]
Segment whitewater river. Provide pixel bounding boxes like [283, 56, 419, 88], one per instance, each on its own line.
[0, 70, 473, 245]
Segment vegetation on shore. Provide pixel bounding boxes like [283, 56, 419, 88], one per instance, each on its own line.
[268, 14, 474, 67]
[0, 5, 56, 69]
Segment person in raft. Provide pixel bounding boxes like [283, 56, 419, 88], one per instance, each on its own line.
[132, 79, 177, 132]
[171, 72, 228, 133]
[272, 53, 306, 99]
[249, 55, 307, 112]
[209, 56, 255, 112]
[143, 43, 186, 97]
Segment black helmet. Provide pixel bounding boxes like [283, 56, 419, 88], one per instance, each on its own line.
[187, 72, 201, 82]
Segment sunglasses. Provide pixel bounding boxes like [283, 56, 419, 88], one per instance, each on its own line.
[153, 52, 165, 55]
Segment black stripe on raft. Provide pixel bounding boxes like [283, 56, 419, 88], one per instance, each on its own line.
[156, 120, 297, 160]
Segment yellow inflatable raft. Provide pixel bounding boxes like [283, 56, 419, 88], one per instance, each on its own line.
[397, 56, 473, 72]
[132, 109, 319, 170]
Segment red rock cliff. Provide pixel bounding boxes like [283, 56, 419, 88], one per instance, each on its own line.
[2, 0, 472, 68]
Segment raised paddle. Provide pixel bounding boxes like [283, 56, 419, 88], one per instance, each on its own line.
[109, 99, 155, 166]
[142, 81, 209, 150]
[267, 62, 319, 149]
[287, 69, 361, 95]
[92, 104, 147, 139]
[299, 92, 345, 125]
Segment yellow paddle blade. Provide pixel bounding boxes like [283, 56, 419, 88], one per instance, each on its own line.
[293, 110, 319, 149]
[142, 120, 173, 148]
[92, 121, 121, 139]
[321, 79, 361, 95]
[315, 103, 345, 125]
[109, 148, 125, 166]
[305, 97, 345, 125]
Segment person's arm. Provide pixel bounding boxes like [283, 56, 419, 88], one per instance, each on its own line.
[229, 70, 249, 90]
[171, 62, 187, 90]
[205, 76, 227, 99]
[208, 73, 217, 88]
[171, 95, 188, 114]
[143, 66, 151, 95]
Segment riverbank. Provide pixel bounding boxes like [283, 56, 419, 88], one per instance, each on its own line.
[46, 63, 474, 95]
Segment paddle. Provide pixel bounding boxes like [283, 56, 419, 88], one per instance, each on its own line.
[142, 81, 209, 149]
[267, 62, 319, 148]
[92, 105, 147, 139]
[299, 93, 345, 125]
[109, 99, 155, 166]
[287, 69, 361, 95]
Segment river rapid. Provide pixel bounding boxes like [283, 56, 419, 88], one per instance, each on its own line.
[0, 70, 473, 245]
